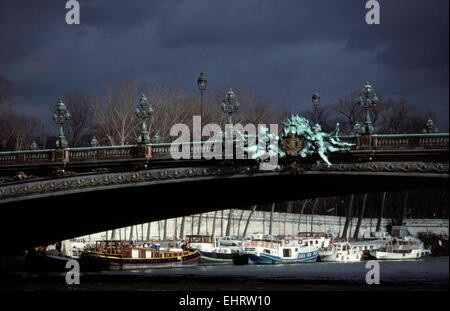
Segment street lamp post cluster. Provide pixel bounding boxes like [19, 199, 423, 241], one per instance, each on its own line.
[423, 118, 437, 133]
[47, 77, 385, 150]
[357, 81, 378, 135]
[221, 88, 240, 124]
[310, 83, 379, 136]
[312, 93, 320, 125]
[47, 72, 243, 150]
[197, 72, 207, 122]
[53, 100, 71, 149]
[197, 72, 240, 126]
[50, 93, 156, 149]
[135, 94, 154, 145]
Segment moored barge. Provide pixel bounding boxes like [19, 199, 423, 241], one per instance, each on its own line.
[81, 240, 200, 270]
[185, 234, 243, 263]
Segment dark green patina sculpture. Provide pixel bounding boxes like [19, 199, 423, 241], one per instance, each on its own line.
[135, 94, 153, 144]
[221, 88, 240, 124]
[30, 141, 38, 150]
[279, 115, 354, 166]
[53, 100, 71, 148]
[423, 118, 437, 133]
[90, 137, 99, 147]
[358, 82, 378, 134]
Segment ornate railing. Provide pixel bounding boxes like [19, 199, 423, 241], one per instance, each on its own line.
[67, 145, 136, 161]
[0, 149, 54, 165]
[0, 133, 448, 166]
[372, 133, 449, 149]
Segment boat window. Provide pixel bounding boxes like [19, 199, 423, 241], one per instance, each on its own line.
[283, 249, 291, 257]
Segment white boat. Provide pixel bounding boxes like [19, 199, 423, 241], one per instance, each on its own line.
[61, 238, 90, 258]
[362, 231, 392, 241]
[234, 234, 318, 264]
[296, 232, 332, 250]
[369, 237, 424, 260]
[320, 242, 363, 262]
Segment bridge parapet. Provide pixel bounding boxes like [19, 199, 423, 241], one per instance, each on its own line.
[372, 133, 449, 150]
[0, 133, 448, 166]
[0, 149, 54, 164]
[67, 145, 138, 161]
[337, 133, 449, 150]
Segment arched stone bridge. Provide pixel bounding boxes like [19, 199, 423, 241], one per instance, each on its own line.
[0, 133, 448, 250]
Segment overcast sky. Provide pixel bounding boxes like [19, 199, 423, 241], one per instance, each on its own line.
[0, 0, 448, 130]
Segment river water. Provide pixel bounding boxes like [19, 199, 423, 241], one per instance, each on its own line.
[1, 256, 448, 291]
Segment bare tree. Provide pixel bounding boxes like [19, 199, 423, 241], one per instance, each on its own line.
[0, 77, 40, 151]
[64, 92, 95, 147]
[331, 92, 436, 135]
[91, 81, 140, 146]
[331, 92, 363, 133]
[376, 98, 436, 134]
[0, 110, 40, 151]
[146, 83, 197, 142]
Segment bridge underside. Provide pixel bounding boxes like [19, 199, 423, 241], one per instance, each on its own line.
[0, 167, 447, 252]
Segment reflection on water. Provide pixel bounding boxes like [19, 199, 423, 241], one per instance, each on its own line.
[1, 256, 448, 291]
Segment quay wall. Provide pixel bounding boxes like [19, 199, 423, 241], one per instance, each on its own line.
[74, 209, 449, 243]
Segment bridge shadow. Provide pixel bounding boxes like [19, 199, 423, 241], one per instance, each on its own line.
[0, 171, 447, 251]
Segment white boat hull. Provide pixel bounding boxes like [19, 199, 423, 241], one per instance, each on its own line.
[320, 252, 362, 262]
[370, 249, 422, 260]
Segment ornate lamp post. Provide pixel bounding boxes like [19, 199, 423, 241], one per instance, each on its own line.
[221, 88, 240, 124]
[357, 82, 378, 134]
[151, 133, 161, 143]
[53, 100, 71, 148]
[354, 121, 363, 135]
[197, 72, 207, 121]
[135, 94, 153, 144]
[312, 93, 320, 125]
[90, 137, 99, 147]
[30, 141, 38, 150]
[423, 118, 437, 133]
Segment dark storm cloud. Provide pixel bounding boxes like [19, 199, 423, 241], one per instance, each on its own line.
[0, 0, 448, 128]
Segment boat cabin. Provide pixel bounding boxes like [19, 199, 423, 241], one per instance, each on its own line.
[89, 240, 190, 259]
[391, 226, 413, 238]
[362, 231, 391, 240]
[296, 232, 331, 249]
[297, 232, 326, 238]
[185, 235, 213, 244]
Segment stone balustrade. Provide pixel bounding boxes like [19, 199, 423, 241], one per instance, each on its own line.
[372, 133, 449, 149]
[0, 133, 448, 166]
